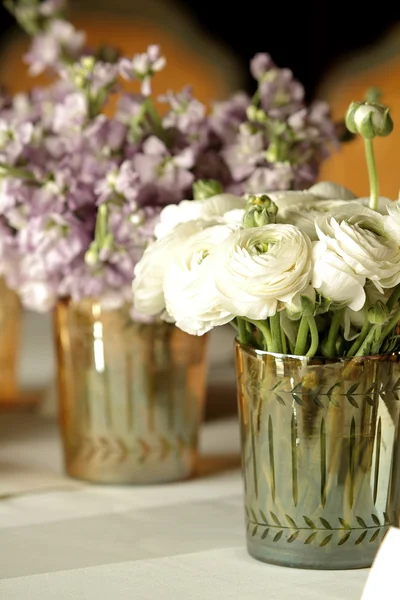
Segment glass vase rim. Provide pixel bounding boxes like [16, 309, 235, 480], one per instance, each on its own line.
[235, 339, 400, 364]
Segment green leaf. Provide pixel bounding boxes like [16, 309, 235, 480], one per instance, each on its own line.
[261, 528, 270, 539]
[285, 514, 297, 528]
[356, 516, 368, 528]
[271, 381, 282, 391]
[270, 512, 282, 527]
[287, 531, 299, 543]
[347, 383, 359, 395]
[371, 514, 381, 526]
[274, 394, 286, 406]
[392, 377, 400, 391]
[273, 530, 283, 542]
[383, 512, 391, 524]
[365, 395, 375, 407]
[304, 532, 317, 545]
[252, 525, 258, 537]
[346, 396, 359, 408]
[246, 522, 250, 533]
[338, 518, 351, 530]
[320, 534, 333, 547]
[370, 530, 380, 543]
[292, 383, 303, 393]
[326, 382, 341, 400]
[292, 394, 304, 406]
[366, 383, 377, 395]
[303, 516, 316, 529]
[338, 532, 351, 546]
[312, 396, 325, 408]
[355, 531, 368, 545]
[259, 510, 268, 524]
[320, 517, 333, 530]
[251, 509, 258, 522]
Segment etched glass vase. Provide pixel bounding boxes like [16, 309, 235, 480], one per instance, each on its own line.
[54, 299, 207, 484]
[235, 342, 400, 569]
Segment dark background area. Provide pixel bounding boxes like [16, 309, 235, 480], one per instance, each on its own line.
[0, 1, 399, 97]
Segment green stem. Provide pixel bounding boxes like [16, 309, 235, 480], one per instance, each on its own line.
[364, 139, 379, 211]
[324, 310, 344, 357]
[386, 283, 400, 313]
[144, 99, 170, 145]
[269, 313, 283, 354]
[281, 326, 287, 355]
[242, 317, 272, 351]
[0, 163, 36, 181]
[294, 316, 309, 356]
[346, 317, 371, 357]
[379, 306, 400, 345]
[229, 318, 239, 333]
[306, 317, 319, 357]
[355, 325, 378, 357]
[237, 318, 249, 346]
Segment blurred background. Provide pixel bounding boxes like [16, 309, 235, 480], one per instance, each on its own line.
[0, 0, 400, 416]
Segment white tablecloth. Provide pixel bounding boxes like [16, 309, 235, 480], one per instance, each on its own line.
[0, 413, 369, 600]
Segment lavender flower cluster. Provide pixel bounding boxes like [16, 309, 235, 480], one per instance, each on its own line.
[0, 0, 339, 312]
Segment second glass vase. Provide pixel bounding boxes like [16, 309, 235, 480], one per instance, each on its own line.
[54, 299, 207, 484]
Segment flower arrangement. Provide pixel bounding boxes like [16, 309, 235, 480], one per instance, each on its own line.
[133, 99, 400, 358]
[0, 0, 338, 313]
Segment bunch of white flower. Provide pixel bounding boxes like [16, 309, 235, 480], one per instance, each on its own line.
[132, 100, 400, 358]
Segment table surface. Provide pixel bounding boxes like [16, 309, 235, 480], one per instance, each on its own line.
[0, 412, 370, 600]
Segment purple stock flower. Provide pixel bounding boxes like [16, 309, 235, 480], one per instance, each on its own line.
[85, 115, 127, 154]
[250, 53, 274, 80]
[119, 45, 166, 95]
[39, 0, 66, 17]
[25, 20, 85, 76]
[0, 119, 34, 163]
[0, 27, 339, 313]
[133, 136, 194, 204]
[160, 87, 205, 132]
[96, 160, 139, 206]
[52, 92, 87, 133]
[210, 92, 249, 144]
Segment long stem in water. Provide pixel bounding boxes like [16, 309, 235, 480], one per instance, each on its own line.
[324, 310, 343, 357]
[294, 316, 309, 356]
[306, 317, 319, 357]
[269, 313, 283, 354]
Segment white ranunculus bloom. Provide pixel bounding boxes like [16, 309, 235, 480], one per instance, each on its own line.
[384, 202, 400, 243]
[312, 242, 366, 311]
[284, 285, 316, 316]
[315, 207, 400, 292]
[133, 221, 202, 316]
[215, 224, 313, 320]
[264, 189, 315, 210]
[359, 196, 394, 215]
[164, 225, 234, 335]
[308, 181, 357, 201]
[154, 193, 246, 239]
[277, 198, 359, 240]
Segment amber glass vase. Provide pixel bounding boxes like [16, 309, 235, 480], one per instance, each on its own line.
[0, 278, 21, 405]
[235, 342, 400, 570]
[54, 299, 207, 484]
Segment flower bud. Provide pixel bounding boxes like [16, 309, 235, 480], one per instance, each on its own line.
[345, 101, 393, 139]
[192, 179, 223, 200]
[368, 300, 390, 325]
[243, 197, 277, 228]
[246, 194, 278, 214]
[242, 206, 272, 228]
[85, 243, 99, 267]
